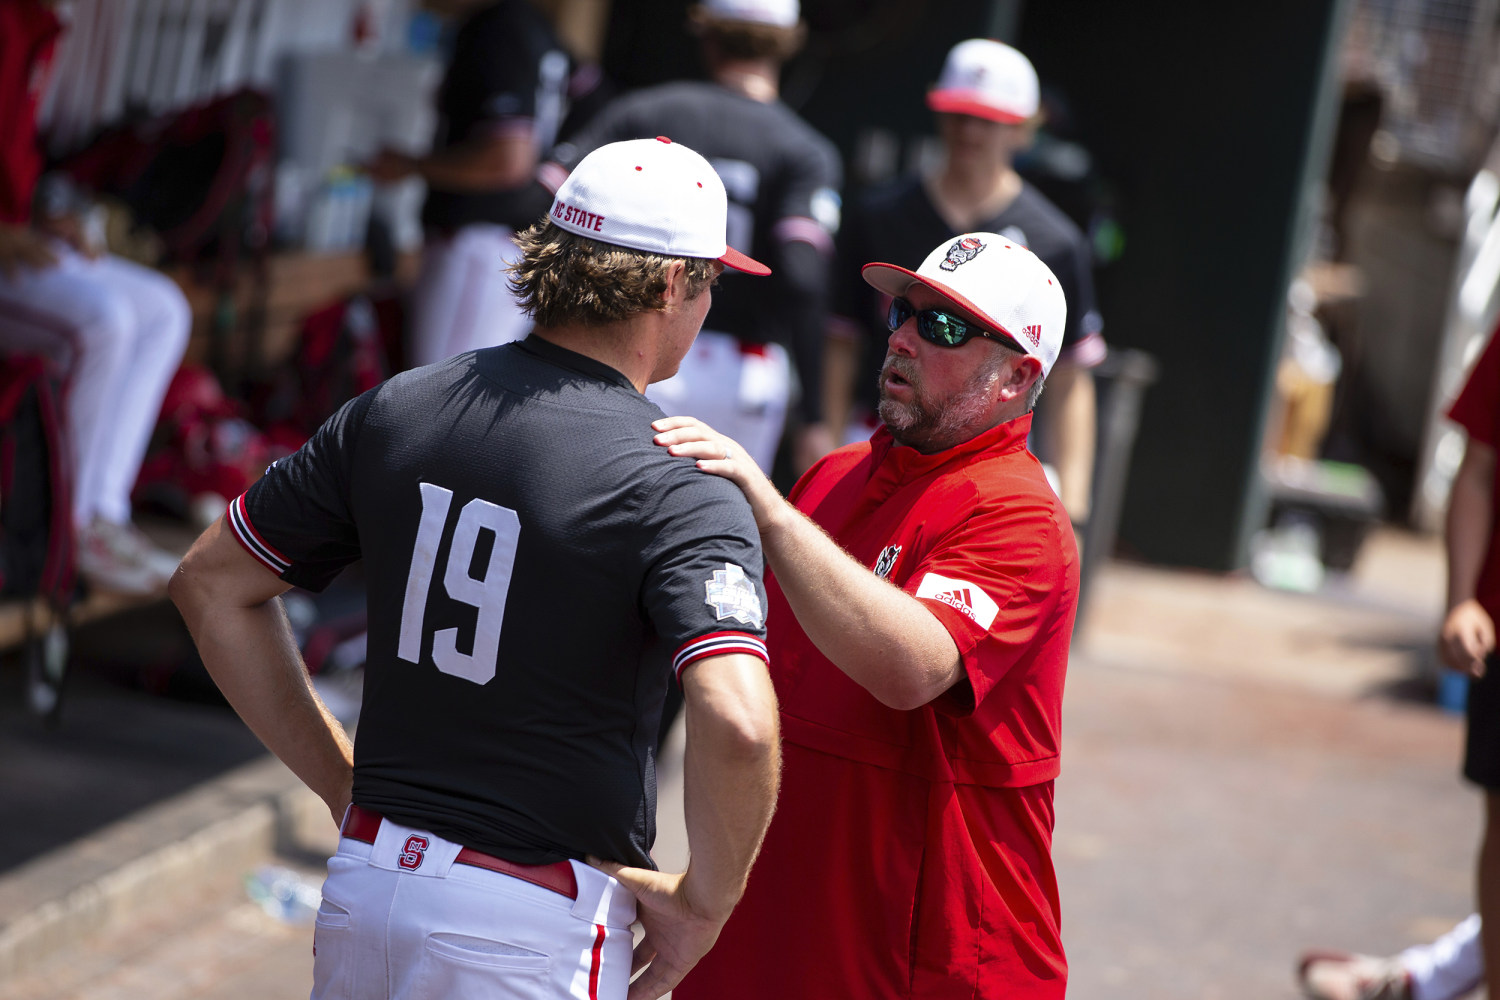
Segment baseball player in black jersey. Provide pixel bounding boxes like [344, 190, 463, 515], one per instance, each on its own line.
[171, 137, 780, 1000]
[540, 0, 842, 476]
[823, 39, 1107, 523]
[367, 0, 580, 367]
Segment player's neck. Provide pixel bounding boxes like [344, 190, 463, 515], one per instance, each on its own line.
[532, 323, 661, 393]
[712, 60, 780, 103]
[925, 158, 1021, 232]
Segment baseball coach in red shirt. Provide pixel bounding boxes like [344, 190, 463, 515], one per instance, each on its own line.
[656, 231, 1078, 998]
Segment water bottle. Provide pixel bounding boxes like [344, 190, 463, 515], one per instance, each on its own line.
[244, 865, 323, 924]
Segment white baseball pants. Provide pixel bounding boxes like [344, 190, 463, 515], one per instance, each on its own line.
[314, 818, 637, 1000]
[409, 223, 531, 368]
[648, 330, 790, 473]
[0, 246, 190, 528]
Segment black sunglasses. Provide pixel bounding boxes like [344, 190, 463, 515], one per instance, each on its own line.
[886, 297, 1016, 350]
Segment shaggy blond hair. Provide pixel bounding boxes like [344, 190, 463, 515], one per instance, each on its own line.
[508, 221, 719, 328]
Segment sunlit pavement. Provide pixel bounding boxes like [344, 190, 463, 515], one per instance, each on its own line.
[0, 529, 1481, 1000]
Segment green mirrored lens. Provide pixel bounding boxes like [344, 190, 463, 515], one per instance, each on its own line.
[922, 311, 970, 346]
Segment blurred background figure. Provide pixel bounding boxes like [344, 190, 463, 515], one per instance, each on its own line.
[1296, 322, 1500, 1000]
[540, 0, 842, 476]
[366, 0, 597, 367]
[822, 37, 1105, 524]
[0, 0, 190, 596]
[1299, 914, 1482, 1000]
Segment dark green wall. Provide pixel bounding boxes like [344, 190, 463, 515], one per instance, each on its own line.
[600, 0, 1351, 570]
[1015, 1, 1351, 568]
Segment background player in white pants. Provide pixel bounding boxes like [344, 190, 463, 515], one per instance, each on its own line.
[171, 138, 780, 1000]
[541, 0, 842, 474]
[367, 0, 581, 367]
[1, 0, 189, 594]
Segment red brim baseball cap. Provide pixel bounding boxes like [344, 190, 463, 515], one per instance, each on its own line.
[925, 90, 1029, 124]
[551, 136, 771, 277]
[721, 244, 771, 276]
[926, 39, 1039, 126]
[861, 232, 1066, 377]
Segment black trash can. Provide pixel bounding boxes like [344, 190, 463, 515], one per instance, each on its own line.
[1075, 348, 1158, 631]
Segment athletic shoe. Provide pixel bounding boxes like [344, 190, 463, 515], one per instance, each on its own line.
[1297, 950, 1413, 1000]
[77, 519, 180, 595]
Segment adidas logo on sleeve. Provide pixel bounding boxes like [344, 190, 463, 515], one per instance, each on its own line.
[914, 572, 999, 629]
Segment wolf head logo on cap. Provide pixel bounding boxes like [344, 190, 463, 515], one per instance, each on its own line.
[939, 236, 986, 272]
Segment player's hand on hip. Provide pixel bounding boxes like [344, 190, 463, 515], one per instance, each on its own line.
[652, 416, 786, 534]
[587, 858, 725, 1000]
[1440, 599, 1496, 677]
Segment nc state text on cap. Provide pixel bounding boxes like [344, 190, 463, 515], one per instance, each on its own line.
[552, 199, 606, 232]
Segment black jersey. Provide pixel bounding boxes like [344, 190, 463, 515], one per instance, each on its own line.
[835, 176, 1106, 413]
[230, 336, 769, 869]
[547, 81, 842, 420]
[421, 0, 571, 233]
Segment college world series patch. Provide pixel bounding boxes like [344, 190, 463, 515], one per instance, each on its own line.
[705, 563, 764, 628]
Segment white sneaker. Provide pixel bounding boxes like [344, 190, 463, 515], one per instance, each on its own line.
[77, 519, 179, 595]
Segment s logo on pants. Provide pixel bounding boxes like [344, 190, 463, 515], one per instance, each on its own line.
[398, 835, 429, 870]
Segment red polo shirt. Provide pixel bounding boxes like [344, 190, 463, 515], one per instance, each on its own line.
[678, 413, 1077, 999]
[1448, 326, 1500, 623]
[0, 0, 61, 225]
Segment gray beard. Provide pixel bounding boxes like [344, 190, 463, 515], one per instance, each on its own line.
[877, 355, 1001, 453]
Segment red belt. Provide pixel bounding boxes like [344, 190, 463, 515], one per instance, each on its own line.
[342, 804, 578, 900]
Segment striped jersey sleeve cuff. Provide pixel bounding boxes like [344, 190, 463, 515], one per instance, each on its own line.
[673, 631, 769, 679]
[773, 216, 835, 255]
[228, 493, 291, 575]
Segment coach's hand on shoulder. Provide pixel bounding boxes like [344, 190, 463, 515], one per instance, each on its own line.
[0, 224, 59, 277]
[653, 416, 788, 534]
[587, 858, 728, 1000]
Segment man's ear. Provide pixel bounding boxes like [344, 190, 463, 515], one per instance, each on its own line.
[661, 260, 688, 309]
[1002, 355, 1043, 401]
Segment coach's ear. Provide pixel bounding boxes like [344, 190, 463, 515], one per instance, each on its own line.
[999, 354, 1043, 404]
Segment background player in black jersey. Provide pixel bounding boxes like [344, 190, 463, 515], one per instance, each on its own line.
[824, 38, 1107, 525]
[171, 138, 780, 1000]
[540, 0, 842, 478]
[367, 0, 587, 367]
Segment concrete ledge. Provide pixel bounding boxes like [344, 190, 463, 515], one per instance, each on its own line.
[0, 754, 321, 980]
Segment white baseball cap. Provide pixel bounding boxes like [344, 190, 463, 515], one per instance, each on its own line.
[697, 0, 799, 27]
[862, 232, 1066, 377]
[550, 136, 770, 275]
[926, 39, 1039, 124]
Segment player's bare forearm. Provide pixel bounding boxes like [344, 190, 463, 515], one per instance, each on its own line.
[679, 652, 780, 919]
[821, 330, 859, 443]
[591, 652, 778, 999]
[170, 519, 355, 823]
[653, 417, 963, 708]
[1441, 439, 1498, 674]
[1040, 363, 1095, 522]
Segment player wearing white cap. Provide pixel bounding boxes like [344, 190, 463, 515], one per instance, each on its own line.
[825, 38, 1107, 526]
[657, 232, 1078, 998]
[540, 0, 842, 476]
[368, 0, 586, 368]
[171, 137, 781, 1000]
